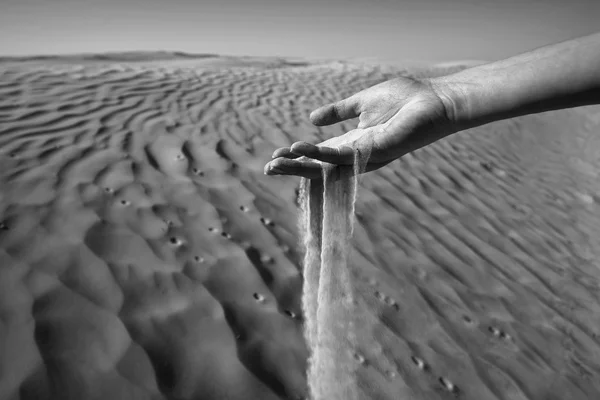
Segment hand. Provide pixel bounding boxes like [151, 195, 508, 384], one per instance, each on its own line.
[263, 76, 458, 180]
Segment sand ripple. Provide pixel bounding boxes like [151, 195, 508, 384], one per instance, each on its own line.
[0, 55, 599, 400]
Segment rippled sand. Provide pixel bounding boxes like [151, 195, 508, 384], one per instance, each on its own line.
[1, 52, 600, 400]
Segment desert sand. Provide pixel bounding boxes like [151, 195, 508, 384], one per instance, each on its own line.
[0, 52, 599, 400]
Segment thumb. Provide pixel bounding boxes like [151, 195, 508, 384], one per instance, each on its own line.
[309, 96, 360, 126]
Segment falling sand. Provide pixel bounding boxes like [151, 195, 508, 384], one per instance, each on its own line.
[299, 138, 374, 400]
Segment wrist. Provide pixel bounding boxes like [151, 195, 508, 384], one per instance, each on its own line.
[425, 76, 472, 133]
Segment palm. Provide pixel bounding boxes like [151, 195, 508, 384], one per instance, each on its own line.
[264, 77, 451, 180]
[354, 77, 441, 129]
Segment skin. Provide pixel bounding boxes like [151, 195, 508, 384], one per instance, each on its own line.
[264, 31, 600, 180]
[263, 76, 456, 180]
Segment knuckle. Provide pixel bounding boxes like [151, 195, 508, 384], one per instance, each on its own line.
[332, 102, 344, 119]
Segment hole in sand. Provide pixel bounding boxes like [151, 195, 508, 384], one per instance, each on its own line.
[240, 205, 250, 212]
[192, 167, 204, 176]
[221, 232, 232, 239]
[488, 326, 501, 337]
[284, 310, 296, 318]
[194, 255, 204, 263]
[353, 352, 366, 365]
[120, 200, 130, 206]
[463, 315, 472, 323]
[488, 326, 512, 340]
[384, 297, 397, 307]
[104, 187, 113, 193]
[208, 227, 218, 233]
[480, 161, 493, 172]
[169, 237, 182, 246]
[411, 356, 426, 370]
[260, 217, 275, 227]
[253, 293, 265, 303]
[439, 377, 458, 393]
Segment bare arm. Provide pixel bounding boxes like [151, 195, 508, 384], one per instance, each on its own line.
[265, 31, 600, 179]
[431, 31, 600, 132]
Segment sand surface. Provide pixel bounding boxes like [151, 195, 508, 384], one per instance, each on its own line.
[1, 52, 600, 400]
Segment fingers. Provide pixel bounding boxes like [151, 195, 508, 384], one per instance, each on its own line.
[289, 141, 356, 165]
[271, 147, 301, 159]
[270, 140, 357, 165]
[264, 157, 323, 179]
[265, 155, 393, 181]
[309, 97, 360, 126]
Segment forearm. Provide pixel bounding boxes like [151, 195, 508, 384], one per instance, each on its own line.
[431, 31, 600, 132]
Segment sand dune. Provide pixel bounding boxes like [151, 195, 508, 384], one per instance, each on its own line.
[0, 53, 600, 400]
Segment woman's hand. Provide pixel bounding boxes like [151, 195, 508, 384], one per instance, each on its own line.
[263, 76, 459, 180]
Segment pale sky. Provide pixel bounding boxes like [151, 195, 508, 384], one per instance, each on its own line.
[1, 0, 598, 63]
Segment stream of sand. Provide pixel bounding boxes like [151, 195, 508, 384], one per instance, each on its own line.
[299, 141, 373, 400]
